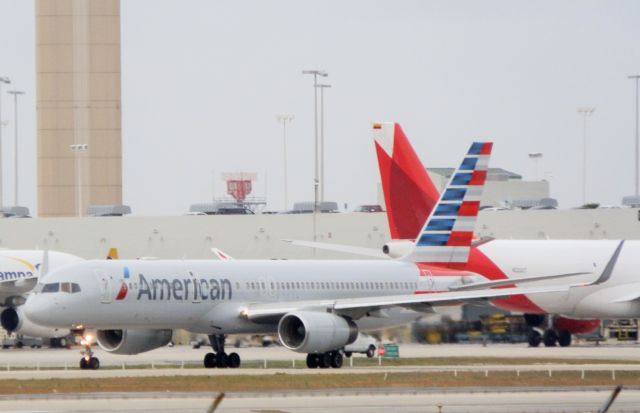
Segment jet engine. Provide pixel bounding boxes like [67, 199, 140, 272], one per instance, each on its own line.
[96, 329, 173, 355]
[278, 311, 358, 353]
[0, 307, 68, 338]
[382, 240, 414, 259]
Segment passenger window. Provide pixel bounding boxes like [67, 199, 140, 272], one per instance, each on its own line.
[261, 282, 265, 290]
[251, 282, 255, 289]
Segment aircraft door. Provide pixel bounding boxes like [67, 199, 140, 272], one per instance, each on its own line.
[94, 269, 112, 304]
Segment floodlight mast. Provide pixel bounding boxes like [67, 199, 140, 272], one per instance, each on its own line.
[7, 90, 25, 205]
[630, 75, 640, 196]
[577, 107, 595, 205]
[0, 76, 11, 207]
[302, 70, 327, 215]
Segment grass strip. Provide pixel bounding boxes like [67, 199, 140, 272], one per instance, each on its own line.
[3, 371, 640, 395]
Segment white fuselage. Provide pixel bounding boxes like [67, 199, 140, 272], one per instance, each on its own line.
[476, 239, 640, 318]
[25, 259, 461, 335]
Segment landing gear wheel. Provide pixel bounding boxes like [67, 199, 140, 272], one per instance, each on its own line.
[227, 352, 241, 368]
[558, 330, 572, 347]
[216, 352, 229, 368]
[80, 357, 88, 369]
[543, 329, 557, 347]
[89, 357, 100, 370]
[306, 354, 319, 368]
[366, 345, 376, 358]
[528, 330, 542, 347]
[330, 352, 343, 368]
[319, 352, 332, 368]
[204, 352, 217, 368]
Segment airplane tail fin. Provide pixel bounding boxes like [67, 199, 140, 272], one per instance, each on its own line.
[373, 123, 440, 240]
[401, 142, 493, 264]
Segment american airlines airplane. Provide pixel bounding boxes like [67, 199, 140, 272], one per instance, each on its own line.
[311, 122, 636, 348]
[23, 142, 583, 370]
[0, 250, 83, 342]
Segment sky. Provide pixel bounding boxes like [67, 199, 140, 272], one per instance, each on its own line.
[0, 0, 639, 216]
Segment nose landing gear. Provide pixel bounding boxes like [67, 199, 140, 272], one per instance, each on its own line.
[203, 334, 241, 369]
[79, 335, 100, 370]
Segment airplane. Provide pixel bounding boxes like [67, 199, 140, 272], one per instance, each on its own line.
[0, 250, 84, 343]
[22, 141, 587, 370]
[300, 122, 637, 348]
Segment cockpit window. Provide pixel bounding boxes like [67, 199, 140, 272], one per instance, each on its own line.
[42, 283, 60, 293]
[60, 282, 71, 293]
[71, 283, 81, 293]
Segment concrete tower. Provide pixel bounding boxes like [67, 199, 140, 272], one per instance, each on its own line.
[36, 0, 122, 217]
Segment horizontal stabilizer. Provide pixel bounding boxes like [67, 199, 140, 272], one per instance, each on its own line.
[282, 240, 387, 259]
[211, 248, 234, 260]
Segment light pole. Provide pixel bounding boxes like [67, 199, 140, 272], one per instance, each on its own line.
[0, 76, 11, 207]
[317, 84, 331, 203]
[577, 107, 595, 205]
[276, 114, 294, 210]
[302, 70, 328, 214]
[528, 152, 543, 181]
[630, 75, 640, 196]
[7, 90, 24, 206]
[70, 143, 89, 216]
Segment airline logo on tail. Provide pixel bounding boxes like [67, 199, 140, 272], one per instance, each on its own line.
[373, 123, 440, 240]
[402, 142, 492, 264]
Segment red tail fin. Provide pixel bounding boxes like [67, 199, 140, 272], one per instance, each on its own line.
[374, 123, 440, 240]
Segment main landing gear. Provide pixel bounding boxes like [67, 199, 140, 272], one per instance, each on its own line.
[79, 335, 100, 370]
[525, 314, 572, 348]
[203, 334, 241, 368]
[306, 351, 343, 369]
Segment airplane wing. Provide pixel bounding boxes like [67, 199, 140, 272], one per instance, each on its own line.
[282, 239, 387, 259]
[242, 284, 570, 323]
[449, 272, 592, 291]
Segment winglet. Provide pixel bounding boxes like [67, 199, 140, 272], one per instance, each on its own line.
[401, 142, 493, 264]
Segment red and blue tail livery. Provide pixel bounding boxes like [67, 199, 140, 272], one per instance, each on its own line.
[402, 142, 493, 264]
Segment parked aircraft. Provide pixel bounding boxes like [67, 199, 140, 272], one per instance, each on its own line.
[23, 141, 584, 369]
[308, 122, 631, 347]
[0, 250, 83, 343]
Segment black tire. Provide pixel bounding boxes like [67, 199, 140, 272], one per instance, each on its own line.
[217, 352, 229, 368]
[528, 330, 542, 347]
[227, 352, 241, 368]
[306, 354, 318, 368]
[330, 352, 343, 368]
[319, 352, 332, 368]
[89, 357, 100, 370]
[80, 357, 88, 369]
[558, 330, 572, 347]
[366, 345, 376, 358]
[15, 341, 23, 349]
[542, 329, 557, 347]
[204, 352, 217, 368]
[344, 351, 352, 358]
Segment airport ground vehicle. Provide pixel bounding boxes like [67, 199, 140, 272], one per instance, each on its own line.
[343, 334, 377, 358]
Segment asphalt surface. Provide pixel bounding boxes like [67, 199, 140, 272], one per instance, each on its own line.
[0, 388, 638, 412]
[1, 343, 639, 379]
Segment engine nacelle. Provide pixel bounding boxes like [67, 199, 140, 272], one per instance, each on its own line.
[382, 240, 414, 259]
[278, 311, 358, 354]
[96, 329, 172, 355]
[0, 307, 68, 338]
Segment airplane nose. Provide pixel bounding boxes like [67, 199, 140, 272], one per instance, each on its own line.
[24, 295, 53, 325]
